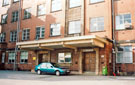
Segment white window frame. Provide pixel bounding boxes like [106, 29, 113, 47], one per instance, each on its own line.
[69, 0, 81, 8]
[8, 51, 15, 64]
[13, 0, 19, 3]
[10, 31, 17, 42]
[90, 17, 104, 32]
[3, 0, 9, 6]
[116, 46, 133, 64]
[58, 52, 72, 63]
[90, 0, 104, 3]
[37, 4, 46, 16]
[20, 51, 28, 64]
[0, 33, 6, 43]
[22, 29, 30, 40]
[51, 0, 62, 12]
[12, 11, 18, 22]
[50, 24, 61, 36]
[36, 26, 45, 39]
[2, 53, 5, 63]
[68, 20, 81, 34]
[1, 14, 8, 24]
[24, 8, 31, 19]
[116, 13, 132, 30]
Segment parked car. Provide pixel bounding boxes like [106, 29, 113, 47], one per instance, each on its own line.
[35, 62, 70, 76]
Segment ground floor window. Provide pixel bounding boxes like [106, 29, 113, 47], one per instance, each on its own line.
[116, 46, 133, 63]
[2, 52, 5, 63]
[20, 51, 28, 64]
[58, 52, 72, 63]
[8, 51, 15, 64]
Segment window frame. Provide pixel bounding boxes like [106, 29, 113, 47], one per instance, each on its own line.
[2, 52, 5, 64]
[90, 17, 104, 32]
[58, 52, 72, 63]
[51, 0, 62, 12]
[0, 32, 6, 43]
[2, 0, 9, 6]
[11, 11, 19, 22]
[50, 23, 61, 36]
[10, 31, 17, 42]
[69, 0, 81, 8]
[68, 20, 81, 34]
[35, 26, 45, 39]
[37, 4, 46, 16]
[22, 28, 30, 41]
[90, 0, 104, 4]
[13, 0, 19, 3]
[8, 51, 15, 64]
[24, 8, 31, 19]
[20, 51, 28, 64]
[1, 14, 8, 24]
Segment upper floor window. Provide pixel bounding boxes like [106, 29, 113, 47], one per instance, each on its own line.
[116, 46, 133, 64]
[8, 51, 15, 64]
[3, 0, 9, 6]
[22, 29, 30, 40]
[13, 0, 19, 3]
[0, 33, 6, 43]
[24, 8, 31, 19]
[90, 17, 104, 32]
[90, 0, 104, 3]
[58, 52, 72, 63]
[11, 11, 18, 22]
[68, 20, 81, 34]
[20, 51, 28, 64]
[1, 14, 8, 24]
[69, 0, 81, 8]
[37, 4, 46, 16]
[51, 0, 62, 12]
[50, 24, 61, 36]
[116, 14, 131, 30]
[36, 26, 45, 39]
[10, 31, 17, 42]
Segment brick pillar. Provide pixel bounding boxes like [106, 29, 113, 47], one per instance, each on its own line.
[79, 50, 83, 74]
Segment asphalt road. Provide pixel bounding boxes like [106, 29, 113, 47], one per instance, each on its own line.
[0, 70, 135, 85]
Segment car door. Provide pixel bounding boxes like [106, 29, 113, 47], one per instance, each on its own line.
[46, 63, 55, 74]
[40, 63, 47, 73]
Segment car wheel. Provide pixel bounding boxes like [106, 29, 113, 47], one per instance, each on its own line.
[37, 70, 42, 75]
[55, 71, 60, 76]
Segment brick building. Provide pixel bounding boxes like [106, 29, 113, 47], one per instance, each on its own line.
[0, 0, 134, 75]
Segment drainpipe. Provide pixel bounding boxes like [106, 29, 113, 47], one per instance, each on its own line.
[111, 0, 117, 74]
[14, 0, 22, 71]
[81, 0, 85, 36]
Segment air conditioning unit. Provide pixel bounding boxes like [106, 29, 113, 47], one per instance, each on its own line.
[125, 23, 132, 29]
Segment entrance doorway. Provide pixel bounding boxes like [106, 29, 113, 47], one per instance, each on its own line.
[84, 52, 96, 72]
[38, 54, 49, 64]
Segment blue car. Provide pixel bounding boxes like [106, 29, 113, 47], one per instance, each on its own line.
[35, 62, 70, 76]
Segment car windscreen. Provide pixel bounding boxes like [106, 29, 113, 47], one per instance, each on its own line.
[51, 63, 61, 68]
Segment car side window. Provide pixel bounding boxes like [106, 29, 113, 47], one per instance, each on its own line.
[41, 63, 47, 68]
[47, 63, 53, 68]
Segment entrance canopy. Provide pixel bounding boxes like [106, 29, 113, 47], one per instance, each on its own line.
[17, 35, 108, 51]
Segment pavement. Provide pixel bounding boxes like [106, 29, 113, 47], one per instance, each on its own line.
[0, 70, 135, 85]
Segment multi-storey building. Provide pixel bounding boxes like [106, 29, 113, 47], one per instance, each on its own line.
[0, 0, 134, 75]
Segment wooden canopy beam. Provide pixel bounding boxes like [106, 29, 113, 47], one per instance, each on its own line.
[39, 46, 54, 51]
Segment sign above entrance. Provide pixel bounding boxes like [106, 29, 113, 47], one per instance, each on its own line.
[82, 49, 94, 52]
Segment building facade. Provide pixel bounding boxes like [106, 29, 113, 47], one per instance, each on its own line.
[0, 0, 134, 75]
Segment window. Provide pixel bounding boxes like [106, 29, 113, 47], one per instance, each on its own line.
[116, 14, 131, 30]
[2, 53, 5, 63]
[8, 51, 15, 64]
[20, 51, 28, 64]
[58, 53, 72, 63]
[50, 24, 61, 36]
[0, 33, 6, 43]
[13, 0, 19, 3]
[22, 29, 30, 40]
[11, 11, 18, 22]
[90, 0, 104, 3]
[68, 20, 81, 34]
[69, 0, 81, 8]
[10, 31, 17, 42]
[36, 26, 45, 39]
[51, 0, 62, 12]
[37, 4, 46, 16]
[116, 46, 133, 63]
[24, 8, 31, 19]
[3, 0, 9, 6]
[1, 14, 8, 24]
[90, 17, 104, 32]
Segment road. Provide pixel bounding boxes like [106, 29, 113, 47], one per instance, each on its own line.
[0, 70, 135, 85]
